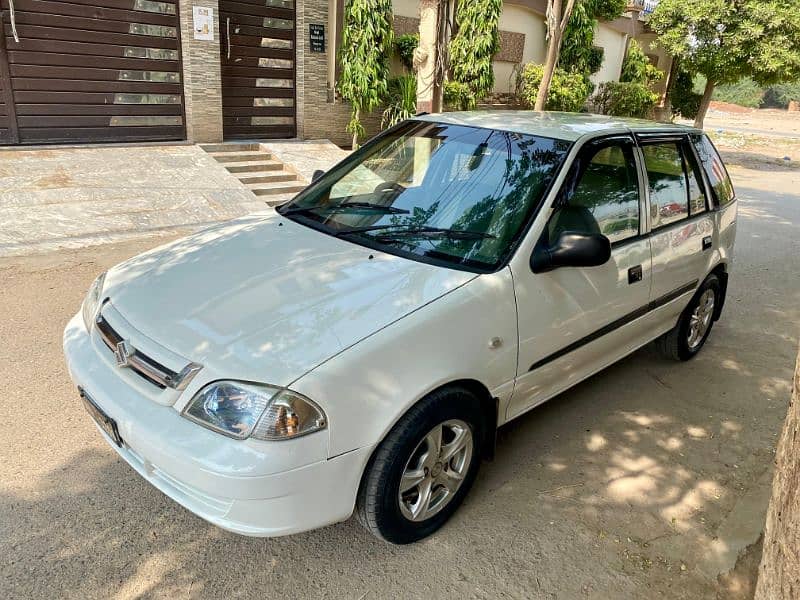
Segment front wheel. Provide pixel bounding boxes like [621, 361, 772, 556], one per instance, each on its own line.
[656, 274, 721, 361]
[356, 386, 483, 544]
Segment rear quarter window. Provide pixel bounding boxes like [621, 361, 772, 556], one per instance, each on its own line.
[691, 134, 735, 207]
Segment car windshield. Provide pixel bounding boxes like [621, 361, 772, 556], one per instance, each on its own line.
[277, 120, 571, 271]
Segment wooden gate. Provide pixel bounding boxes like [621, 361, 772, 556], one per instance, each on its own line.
[0, 0, 185, 145]
[219, 0, 296, 140]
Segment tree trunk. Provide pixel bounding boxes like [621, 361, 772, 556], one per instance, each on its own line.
[352, 106, 359, 149]
[535, 0, 562, 111]
[415, 0, 440, 114]
[694, 78, 715, 129]
[755, 347, 800, 599]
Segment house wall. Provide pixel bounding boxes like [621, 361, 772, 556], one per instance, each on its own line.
[493, 5, 546, 94]
[591, 23, 628, 86]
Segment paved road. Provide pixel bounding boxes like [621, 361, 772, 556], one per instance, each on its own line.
[1, 157, 798, 599]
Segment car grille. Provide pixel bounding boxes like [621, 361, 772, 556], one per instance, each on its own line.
[95, 311, 200, 391]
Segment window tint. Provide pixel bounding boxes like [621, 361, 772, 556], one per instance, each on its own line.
[691, 134, 735, 206]
[548, 142, 640, 244]
[642, 143, 689, 228]
[281, 121, 571, 271]
[684, 143, 708, 216]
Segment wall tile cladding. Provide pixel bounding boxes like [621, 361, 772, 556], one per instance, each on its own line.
[178, 0, 224, 143]
[297, 0, 382, 147]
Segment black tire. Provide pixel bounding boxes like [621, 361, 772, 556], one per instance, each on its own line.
[356, 386, 484, 544]
[656, 274, 721, 361]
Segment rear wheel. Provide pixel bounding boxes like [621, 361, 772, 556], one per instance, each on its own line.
[356, 386, 483, 544]
[656, 274, 720, 361]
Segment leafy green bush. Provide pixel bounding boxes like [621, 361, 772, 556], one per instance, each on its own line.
[703, 77, 763, 108]
[394, 34, 418, 72]
[669, 68, 702, 120]
[594, 82, 658, 118]
[382, 75, 417, 127]
[448, 0, 501, 106]
[517, 63, 593, 112]
[761, 82, 800, 108]
[620, 40, 663, 86]
[443, 80, 475, 110]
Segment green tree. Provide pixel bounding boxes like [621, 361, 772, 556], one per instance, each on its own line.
[650, 0, 800, 128]
[448, 0, 503, 109]
[337, 0, 394, 147]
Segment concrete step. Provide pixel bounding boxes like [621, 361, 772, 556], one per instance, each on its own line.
[247, 181, 307, 196]
[200, 143, 260, 153]
[225, 160, 284, 173]
[238, 171, 298, 184]
[212, 151, 271, 163]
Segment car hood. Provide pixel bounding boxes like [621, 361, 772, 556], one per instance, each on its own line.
[103, 211, 476, 386]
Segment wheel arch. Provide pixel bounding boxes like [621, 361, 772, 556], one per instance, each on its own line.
[709, 262, 729, 321]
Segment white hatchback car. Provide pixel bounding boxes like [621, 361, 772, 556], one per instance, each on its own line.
[64, 112, 737, 544]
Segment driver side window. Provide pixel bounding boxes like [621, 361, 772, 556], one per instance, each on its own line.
[547, 141, 641, 245]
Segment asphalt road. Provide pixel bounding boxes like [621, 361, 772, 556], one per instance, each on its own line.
[1, 156, 798, 599]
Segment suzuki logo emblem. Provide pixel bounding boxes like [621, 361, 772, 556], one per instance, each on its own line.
[114, 340, 134, 368]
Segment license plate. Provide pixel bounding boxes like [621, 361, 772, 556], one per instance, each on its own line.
[80, 388, 124, 447]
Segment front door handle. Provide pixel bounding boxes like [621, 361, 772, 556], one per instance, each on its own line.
[226, 17, 231, 60]
[8, 0, 20, 43]
[628, 265, 643, 284]
[702, 236, 713, 250]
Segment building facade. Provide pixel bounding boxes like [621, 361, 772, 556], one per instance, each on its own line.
[0, 0, 661, 149]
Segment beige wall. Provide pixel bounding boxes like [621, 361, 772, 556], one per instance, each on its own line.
[591, 23, 628, 86]
[493, 5, 546, 94]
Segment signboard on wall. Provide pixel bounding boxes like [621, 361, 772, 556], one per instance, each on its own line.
[309, 24, 325, 52]
[193, 6, 214, 41]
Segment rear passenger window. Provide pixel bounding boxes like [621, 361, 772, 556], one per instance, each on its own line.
[642, 143, 689, 228]
[684, 144, 708, 216]
[691, 134, 735, 206]
[548, 142, 640, 244]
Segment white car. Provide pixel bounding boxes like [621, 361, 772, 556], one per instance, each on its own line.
[64, 112, 737, 544]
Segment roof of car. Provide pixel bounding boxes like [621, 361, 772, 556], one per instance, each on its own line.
[416, 110, 700, 142]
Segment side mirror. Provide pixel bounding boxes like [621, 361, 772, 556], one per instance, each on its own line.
[531, 231, 611, 273]
[312, 169, 325, 182]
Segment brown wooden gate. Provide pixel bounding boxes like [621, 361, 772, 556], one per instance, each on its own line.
[0, 0, 185, 145]
[219, 0, 296, 140]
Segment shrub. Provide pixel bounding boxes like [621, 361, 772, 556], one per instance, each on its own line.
[669, 68, 702, 120]
[517, 63, 593, 112]
[394, 34, 418, 72]
[382, 75, 417, 127]
[443, 80, 476, 110]
[620, 39, 663, 86]
[594, 81, 658, 118]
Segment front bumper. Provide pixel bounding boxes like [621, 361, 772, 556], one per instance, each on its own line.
[63, 313, 372, 537]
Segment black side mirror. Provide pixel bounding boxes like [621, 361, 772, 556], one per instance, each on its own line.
[312, 169, 325, 182]
[531, 231, 611, 273]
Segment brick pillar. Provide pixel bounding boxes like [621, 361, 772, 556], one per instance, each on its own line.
[179, 1, 224, 143]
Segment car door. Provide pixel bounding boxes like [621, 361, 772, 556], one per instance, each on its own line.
[508, 134, 653, 421]
[638, 135, 716, 330]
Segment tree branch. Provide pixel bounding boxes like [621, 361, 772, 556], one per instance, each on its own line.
[559, 0, 576, 35]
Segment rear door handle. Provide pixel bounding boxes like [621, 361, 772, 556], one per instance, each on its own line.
[628, 265, 643, 284]
[702, 236, 713, 250]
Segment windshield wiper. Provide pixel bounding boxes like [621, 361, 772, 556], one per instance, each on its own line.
[281, 201, 409, 216]
[336, 223, 495, 241]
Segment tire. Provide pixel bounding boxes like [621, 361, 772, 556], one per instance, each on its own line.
[356, 386, 484, 544]
[656, 274, 721, 361]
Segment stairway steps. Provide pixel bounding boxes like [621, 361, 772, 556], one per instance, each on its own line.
[224, 160, 284, 173]
[211, 151, 272, 163]
[238, 171, 298, 184]
[200, 143, 260, 153]
[247, 182, 307, 196]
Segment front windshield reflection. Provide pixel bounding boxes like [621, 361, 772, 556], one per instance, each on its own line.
[278, 121, 571, 271]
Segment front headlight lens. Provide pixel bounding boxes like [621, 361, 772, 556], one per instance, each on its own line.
[182, 381, 327, 441]
[82, 272, 106, 331]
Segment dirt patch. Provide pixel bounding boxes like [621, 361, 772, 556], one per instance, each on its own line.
[710, 101, 753, 114]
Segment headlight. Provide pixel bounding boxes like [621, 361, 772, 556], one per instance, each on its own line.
[182, 381, 327, 441]
[82, 272, 106, 331]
